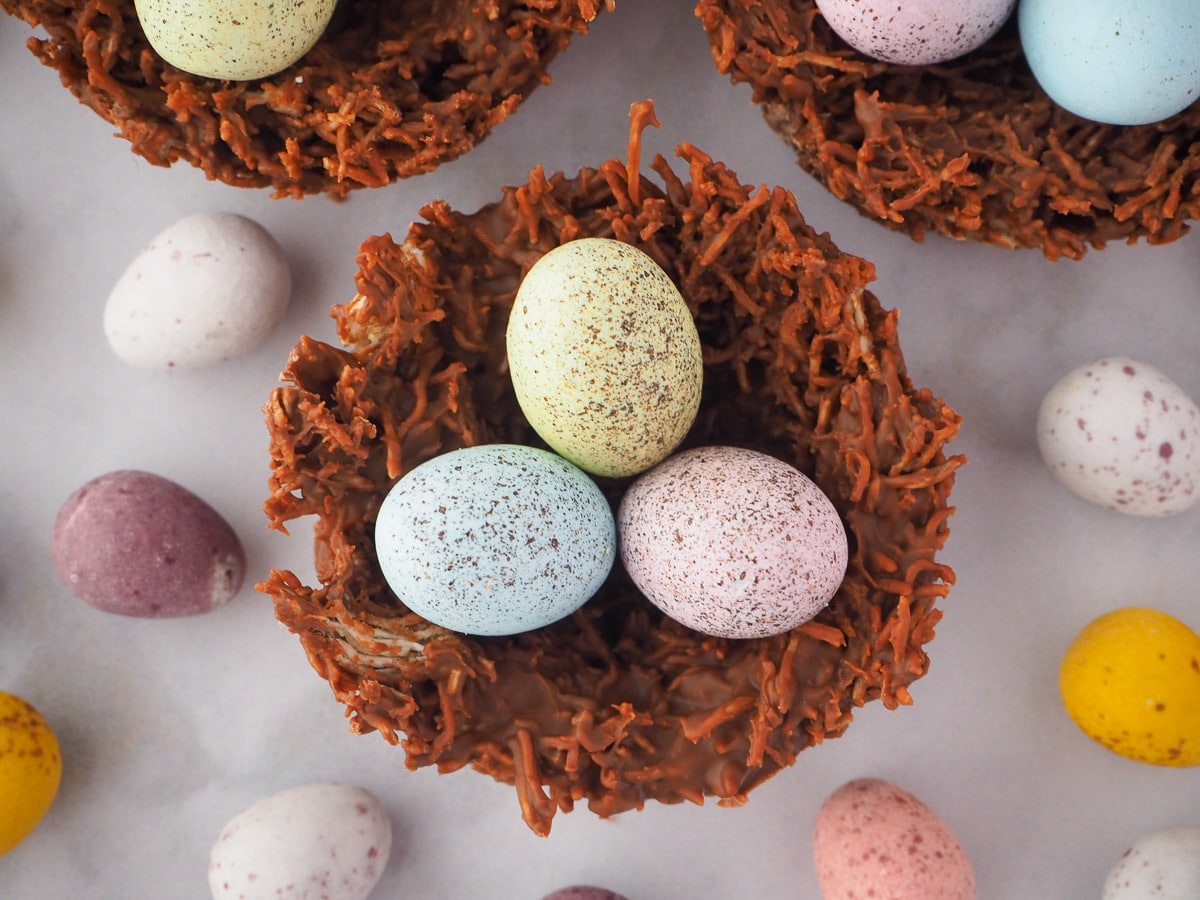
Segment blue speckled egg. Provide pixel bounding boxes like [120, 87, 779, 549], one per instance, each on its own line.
[373, 444, 616, 636]
[1019, 0, 1200, 126]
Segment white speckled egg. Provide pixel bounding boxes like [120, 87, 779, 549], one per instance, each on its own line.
[104, 212, 290, 369]
[1104, 827, 1200, 899]
[135, 0, 336, 81]
[506, 238, 703, 478]
[1037, 356, 1200, 516]
[208, 783, 391, 900]
[374, 444, 616, 636]
[815, 0, 1016, 65]
[1019, 0, 1200, 125]
[617, 446, 847, 639]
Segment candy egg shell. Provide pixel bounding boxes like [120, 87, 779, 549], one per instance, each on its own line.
[374, 444, 616, 636]
[1036, 356, 1200, 516]
[104, 212, 290, 369]
[815, 0, 1016, 66]
[0, 692, 62, 855]
[135, 0, 337, 81]
[506, 238, 703, 478]
[1059, 607, 1200, 767]
[813, 778, 976, 900]
[208, 783, 391, 900]
[1103, 827, 1200, 900]
[52, 469, 246, 617]
[1019, 0, 1200, 126]
[617, 445, 847, 639]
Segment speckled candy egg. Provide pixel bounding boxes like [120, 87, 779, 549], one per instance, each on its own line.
[814, 778, 977, 900]
[815, 0, 1016, 65]
[0, 692, 62, 855]
[374, 444, 616, 636]
[1037, 356, 1200, 516]
[135, 0, 337, 81]
[52, 469, 246, 617]
[541, 888, 629, 900]
[617, 446, 847, 639]
[1104, 827, 1200, 899]
[1020, 0, 1200, 126]
[208, 783, 391, 900]
[1060, 607, 1200, 767]
[506, 238, 703, 478]
[105, 212, 291, 369]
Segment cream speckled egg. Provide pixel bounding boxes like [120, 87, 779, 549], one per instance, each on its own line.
[816, 0, 1016, 65]
[506, 238, 703, 478]
[134, 0, 336, 81]
[1037, 356, 1200, 516]
[1104, 827, 1200, 899]
[617, 446, 847, 639]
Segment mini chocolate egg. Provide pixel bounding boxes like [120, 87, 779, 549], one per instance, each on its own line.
[1036, 356, 1200, 516]
[617, 446, 847, 639]
[506, 238, 703, 478]
[374, 444, 616, 636]
[541, 888, 629, 900]
[814, 778, 976, 900]
[1104, 827, 1200, 899]
[1059, 607, 1200, 767]
[52, 470, 246, 617]
[815, 0, 1016, 65]
[0, 692, 62, 855]
[208, 783, 391, 900]
[1019, 0, 1200, 125]
[135, 0, 337, 81]
[105, 212, 291, 369]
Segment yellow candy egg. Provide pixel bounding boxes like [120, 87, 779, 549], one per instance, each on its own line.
[1059, 607, 1200, 767]
[0, 692, 62, 854]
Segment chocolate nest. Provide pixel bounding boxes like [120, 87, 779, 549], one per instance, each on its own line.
[260, 102, 964, 836]
[696, 0, 1200, 261]
[1, 0, 608, 197]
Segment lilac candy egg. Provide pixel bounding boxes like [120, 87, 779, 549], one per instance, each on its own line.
[52, 469, 245, 617]
[617, 446, 848, 639]
[1037, 356, 1200, 516]
[815, 0, 1016, 66]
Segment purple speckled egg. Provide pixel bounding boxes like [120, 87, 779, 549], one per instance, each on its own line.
[617, 446, 848, 639]
[815, 0, 1016, 65]
[52, 469, 245, 617]
[540, 888, 629, 900]
[1037, 356, 1200, 516]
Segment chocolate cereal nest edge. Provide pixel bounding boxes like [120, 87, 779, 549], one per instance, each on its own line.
[1, 0, 609, 197]
[697, 0, 1200, 261]
[260, 102, 965, 835]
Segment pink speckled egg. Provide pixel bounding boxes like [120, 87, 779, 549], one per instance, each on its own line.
[814, 778, 976, 900]
[617, 446, 848, 639]
[1036, 356, 1200, 516]
[815, 0, 1016, 65]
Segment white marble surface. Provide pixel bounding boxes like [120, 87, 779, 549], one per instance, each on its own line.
[3, 3, 1199, 898]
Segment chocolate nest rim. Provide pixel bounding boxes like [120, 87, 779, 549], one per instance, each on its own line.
[696, 0, 1200, 261]
[260, 101, 964, 836]
[1, 0, 609, 197]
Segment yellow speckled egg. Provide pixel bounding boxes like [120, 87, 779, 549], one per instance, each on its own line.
[0, 692, 62, 854]
[1060, 607, 1200, 767]
[506, 238, 703, 478]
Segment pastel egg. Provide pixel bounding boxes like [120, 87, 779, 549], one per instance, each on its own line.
[1104, 827, 1200, 899]
[52, 469, 246, 617]
[814, 778, 976, 900]
[617, 446, 847, 639]
[0, 692, 62, 855]
[506, 238, 703, 478]
[1019, 0, 1200, 125]
[105, 212, 291, 369]
[1059, 607, 1200, 767]
[1036, 356, 1200, 516]
[374, 444, 616, 636]
[135, 0, 337, 81]
[208, 783, 391, 900]
[815, 0, 1016, 65]
[541, 889, 629, 900]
